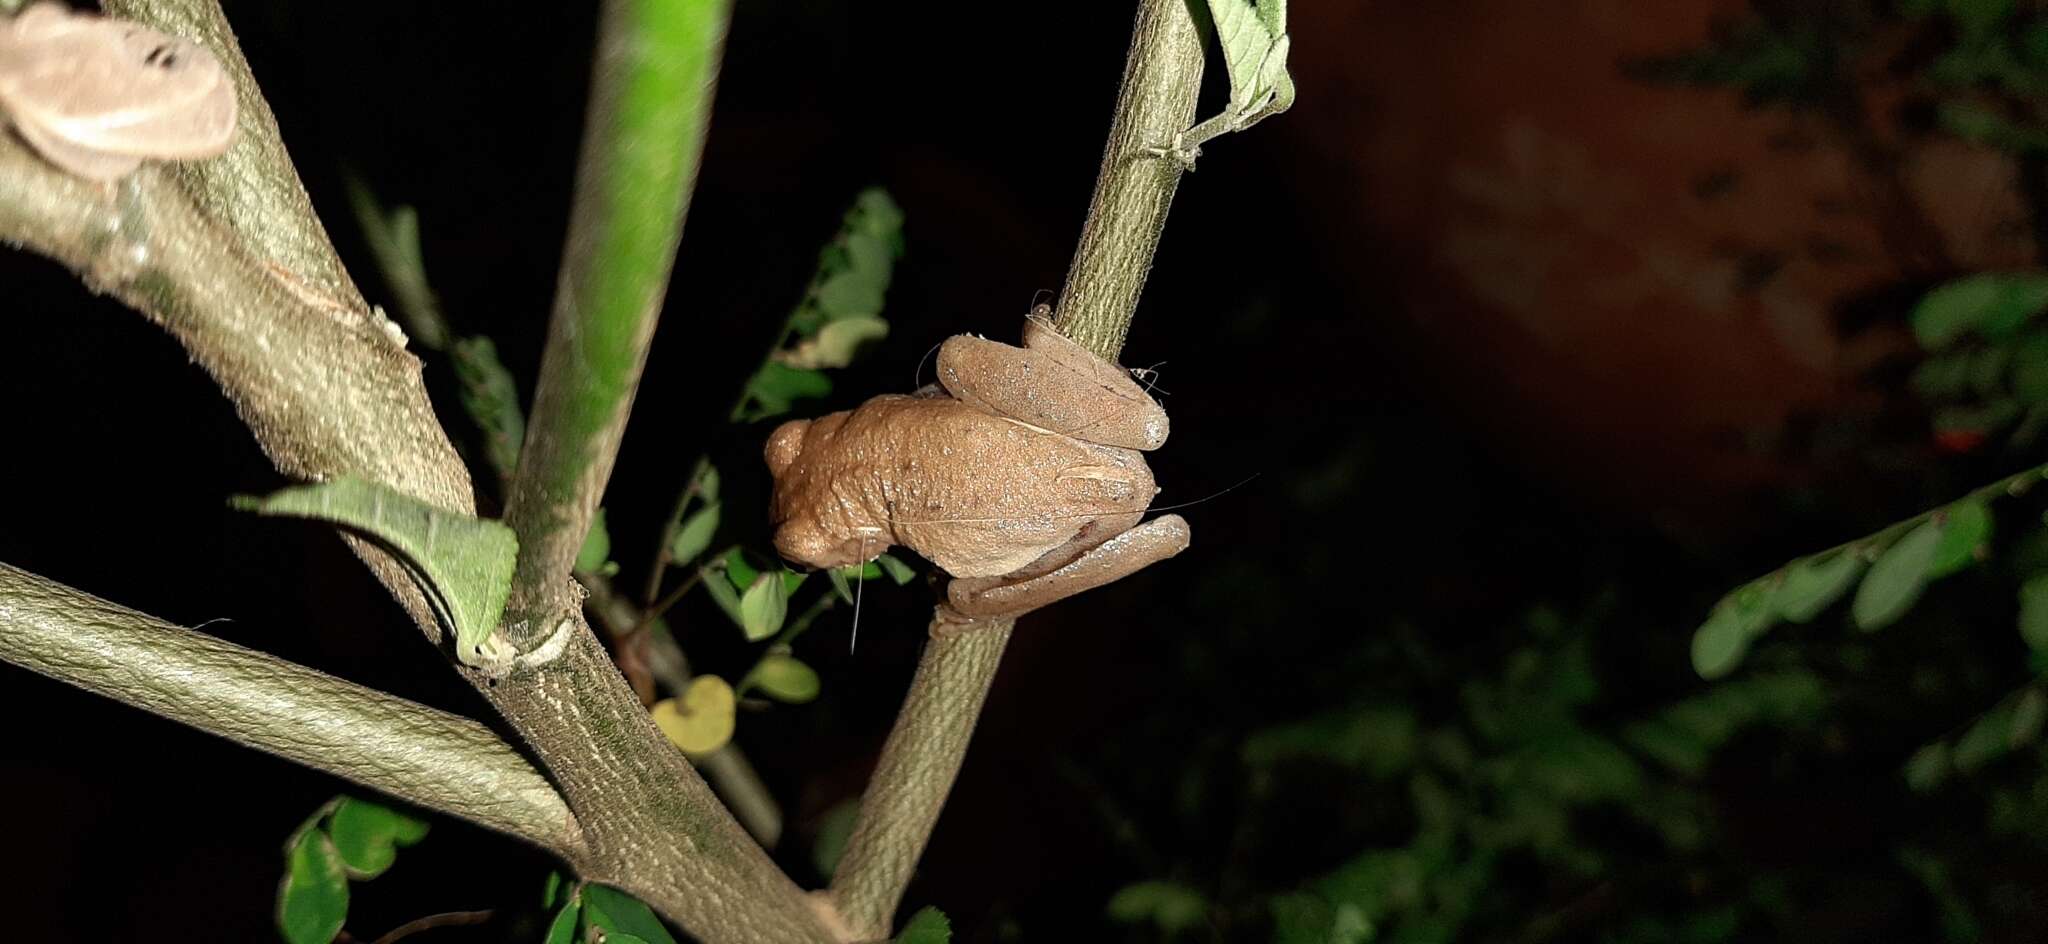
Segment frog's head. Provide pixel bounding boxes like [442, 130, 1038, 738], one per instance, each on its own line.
[764, 418, 812, 480]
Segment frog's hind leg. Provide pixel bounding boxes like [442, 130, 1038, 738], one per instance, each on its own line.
[941, 513, 1190, 625]
[935, 318, 1168, 451]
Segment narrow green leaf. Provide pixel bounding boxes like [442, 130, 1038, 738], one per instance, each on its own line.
[1929, 499, 1993, 578]
[542, 899, 580, 944]
[1912, 272, 2048, 348]
[749, 654, 821, 703]
[541, 871, 564, 909]
[781, 570, 807, 597]
[1852, 521, 1945, 631]
[1691, 582, 1774, 679]
[449, 336, 527, 482]
[816, 271, 886, 320]
[740, 573, 788, 642]
[702, 568, 744, 627]
[827, 565, 855, 605]
[576, 508, 613, 574]
[326, 796, 429, 880]
[1107, 881, 1210, 934]
[1905, 741, 1951, 793]
[875, 552, 916, 585]
[277, 830, 349, 944]
[892, 907, 951, 944]
[669, 502, 720, 566]
[2019, 573, 2048, 651]
[232, 478, 517, 665]
[1775, 551, 1867, 623]
[1954, 700, 2017, 770]
[582, 885, 679, 944]
[2012, 688, 2046, 747]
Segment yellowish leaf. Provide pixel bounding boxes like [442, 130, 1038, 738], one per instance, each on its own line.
[651, 676, 736, 755]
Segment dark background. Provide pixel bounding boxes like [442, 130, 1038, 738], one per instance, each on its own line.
[2, 1, 2038, 941]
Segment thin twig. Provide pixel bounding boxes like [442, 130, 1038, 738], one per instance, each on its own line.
[825, 1, 1206, 935]
[371, 910, 496, 944]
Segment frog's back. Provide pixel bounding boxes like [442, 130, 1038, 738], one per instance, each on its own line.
[773, 395, 1155, 578]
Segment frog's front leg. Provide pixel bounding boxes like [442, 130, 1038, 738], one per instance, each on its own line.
[936, 313, 1168, 450]
[941, 513, 1191, 625]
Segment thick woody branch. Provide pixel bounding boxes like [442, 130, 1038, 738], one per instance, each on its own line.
[0, 9, 834, 940]
[103, 0, 367, 311]
[0, 562, 584, 859]
[827, 1, 1204, 936]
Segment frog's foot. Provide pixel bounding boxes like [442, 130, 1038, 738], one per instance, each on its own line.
[940, 514, 1190, 626]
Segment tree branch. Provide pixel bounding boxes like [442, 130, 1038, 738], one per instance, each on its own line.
[0, 562, 584, 859]
[501, 0, 728, 644]
[103, 0, 369, 312]
[826, 1, 1204, 935]
[0, 7, 836, 939]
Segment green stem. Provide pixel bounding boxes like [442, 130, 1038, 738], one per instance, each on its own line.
[826, 1, 1205, 936]
[502, 0, 731, 646]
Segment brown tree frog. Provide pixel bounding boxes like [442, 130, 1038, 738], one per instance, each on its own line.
[765, 311, 1190, 624]
[0, 3, 236, 181]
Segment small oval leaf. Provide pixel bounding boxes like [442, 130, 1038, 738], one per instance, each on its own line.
[651, 677, 736, 755]
[326, 796, 429, 880]
[1852, 521, 1944, 631]
[740, 573, 788, 642]
[669, 502, 720, 566]
[1776, 551, 1867, 623]
[1928, 499, 1993, 579]
[277, 830, 349, 944]
[575, 508, 612, 574]
[875, 553, 916, 585]
[751, 654, 821, 704]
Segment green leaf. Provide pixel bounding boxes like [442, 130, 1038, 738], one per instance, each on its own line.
[749, 653, 821, 703]
[1185, 0, 1295, 151]
[1912, 272, 2048, 347]
[1775, 552, 1867, 623]
[2015, 688, 2048, 746]
[669, 502, 720, 566]
[742, 362, 833, 421]
[576, 508, 613, 575]
[892, 907, 951, 944]
[326, 796, 429, 880]
[1929, 499, 1993, 578]
[875, 552, 916, 585]
[582, 885, 679, 944]
[780, 317, 890, 370]
[541, 871, 564, 909]
[740, 573, 788, 642]
[449, 336, 527, 482]
[1954, 699, 2018, 770]
[2018, 573, 2048, 651]
[702, 568, 744, 627]
[725, 547, 761, 593]
[1107, 881, 1209, 935]
[816, 270, 886, 320]
[1852, 521, 1945, 631]
[1905, 741, 1951, 792]
[1691, 582, 1775, 679]
[232, 478, 517, 666]
[828, 565, 856, 605]
[543, 898, 580, 944]
[812, 798, 860, 881]
[277, 829, 349, 944]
